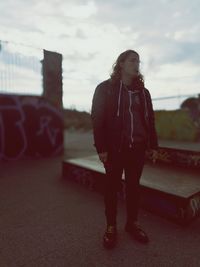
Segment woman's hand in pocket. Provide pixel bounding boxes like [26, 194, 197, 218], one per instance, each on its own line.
[98, 152, 108, 164]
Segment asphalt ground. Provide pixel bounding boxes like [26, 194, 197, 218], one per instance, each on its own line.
[0, 130, 200, 267]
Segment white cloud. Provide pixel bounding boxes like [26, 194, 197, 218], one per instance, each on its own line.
[61, 1, 97, 19]
[0, 0, 200, 111]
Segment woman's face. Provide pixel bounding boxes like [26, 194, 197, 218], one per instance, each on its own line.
[120, 52, 140, 78]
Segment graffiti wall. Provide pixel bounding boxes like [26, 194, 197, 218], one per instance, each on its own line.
[0, 94, 63, 161]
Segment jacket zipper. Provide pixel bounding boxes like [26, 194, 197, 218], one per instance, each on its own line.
[142, 89, 150, 148]
[118, 89, 124, 153]
[118, 87, 151, 151]
[118, 89, 136, 152]
[128, 91, 134, 148]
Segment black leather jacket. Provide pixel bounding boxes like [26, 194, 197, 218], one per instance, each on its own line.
[91, 78, 158, 154]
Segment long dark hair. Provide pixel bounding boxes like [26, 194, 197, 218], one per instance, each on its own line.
[110, 49, 145, 89]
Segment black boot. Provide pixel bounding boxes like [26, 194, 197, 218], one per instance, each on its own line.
[103, 225, 118, 249]
[125, 222, 149, 244]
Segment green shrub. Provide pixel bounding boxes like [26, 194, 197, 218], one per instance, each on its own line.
[155, 110, 199, 141]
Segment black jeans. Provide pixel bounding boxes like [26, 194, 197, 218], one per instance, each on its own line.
[103, 141, 146, 226]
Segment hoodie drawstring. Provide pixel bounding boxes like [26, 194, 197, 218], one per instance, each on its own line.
[117, 81, 149, 119]
[142, 89, 148, 119]
[117, 80, 123, 117]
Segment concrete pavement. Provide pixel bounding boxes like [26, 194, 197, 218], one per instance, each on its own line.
[1, 155, 200, 267]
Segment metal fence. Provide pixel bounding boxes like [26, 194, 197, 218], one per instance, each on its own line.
[152, 93, 200, 110]
[0, 40, 43, 95]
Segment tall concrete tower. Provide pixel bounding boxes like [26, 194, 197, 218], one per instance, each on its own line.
[42, 49, 63, 109]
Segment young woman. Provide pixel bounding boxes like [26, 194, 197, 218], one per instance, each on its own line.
[91, 50, 158, 249]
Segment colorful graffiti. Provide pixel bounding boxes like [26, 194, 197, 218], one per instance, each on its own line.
[0, 94, 63, 160]
[179, 195, 200, 224]
[146, 147, 200, 169]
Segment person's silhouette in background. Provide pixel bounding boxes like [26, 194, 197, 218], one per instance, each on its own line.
[91, 50, 158, 249]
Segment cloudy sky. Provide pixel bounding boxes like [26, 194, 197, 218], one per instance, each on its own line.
[0, 0, 200, 112]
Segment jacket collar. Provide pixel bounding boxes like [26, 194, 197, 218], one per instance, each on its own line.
[116, 79, 149, 119]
